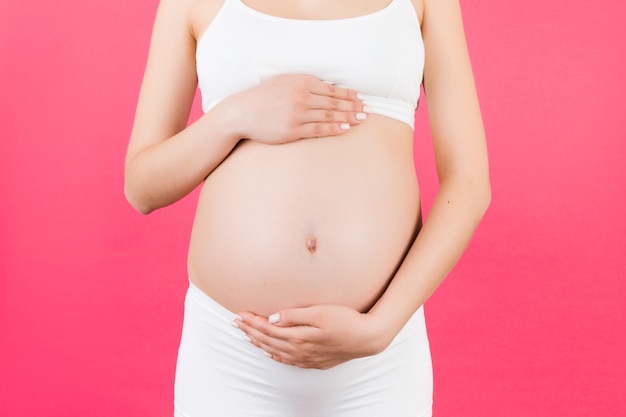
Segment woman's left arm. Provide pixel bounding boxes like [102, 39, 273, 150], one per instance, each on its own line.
[235, 0, 491, 369]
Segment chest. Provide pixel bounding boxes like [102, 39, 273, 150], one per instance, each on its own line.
[195, 0, 424, 111]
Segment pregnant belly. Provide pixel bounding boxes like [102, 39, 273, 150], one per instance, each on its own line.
[188, 116, 420, 316]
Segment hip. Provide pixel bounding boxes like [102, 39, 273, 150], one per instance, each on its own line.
[174, 280, 433, 417]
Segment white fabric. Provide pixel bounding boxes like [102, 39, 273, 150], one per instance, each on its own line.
[174, 280, 433, 417]
[195, 0, 425, 130]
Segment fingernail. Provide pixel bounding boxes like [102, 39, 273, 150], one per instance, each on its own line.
[356, 93, 365, 101]
[263, 351, 272, 358]
[363, 105, 371, 113]
[323, 80, 336, 85]
[268, 313, 280, 324]
[231, 314, 243, 328]
[340, 123, 350, 130]
[242, 335, 252, 343]
[356, 113, 367, 121]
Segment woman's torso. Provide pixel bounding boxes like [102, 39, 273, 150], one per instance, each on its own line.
[187, 0, 424, 316]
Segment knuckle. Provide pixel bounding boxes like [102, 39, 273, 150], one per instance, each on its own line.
[310, 310, 323, 323]
[300, 75, 317, 90]
[325, 110, 334, 122]
[313, 123, 323, 136]
[289, 113, 303, 127]
[281, 311, 292, 325]
[291, 337, 305, 349]
[330, 98, 339, 110]
[290, 90, 308, 107]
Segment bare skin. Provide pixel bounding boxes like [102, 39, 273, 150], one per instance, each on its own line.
[126, 0, 490, 370]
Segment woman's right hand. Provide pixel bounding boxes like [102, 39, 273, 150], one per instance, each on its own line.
[226, 74, 368, 144]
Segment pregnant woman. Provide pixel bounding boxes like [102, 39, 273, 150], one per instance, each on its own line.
[125, 0, 490, 415]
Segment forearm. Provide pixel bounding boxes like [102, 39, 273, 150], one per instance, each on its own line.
[368, 175, 491, 345]
[124, 100, 241, 214]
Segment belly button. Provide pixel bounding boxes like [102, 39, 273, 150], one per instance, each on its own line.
[305, 237, 317, 254]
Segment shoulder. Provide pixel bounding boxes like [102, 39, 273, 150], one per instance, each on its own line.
[151, 0, 226, 42]
[410, 0, 425, 26]
[187, 0, 228, 41]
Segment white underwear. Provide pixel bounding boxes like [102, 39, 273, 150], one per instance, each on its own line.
[174, 280, 433, 417]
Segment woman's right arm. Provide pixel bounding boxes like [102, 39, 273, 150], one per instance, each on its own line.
[124, 0, 237, 214]
[125, 0, 367, 214]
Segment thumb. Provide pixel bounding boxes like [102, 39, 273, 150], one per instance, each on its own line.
[269, 306, 322, 328]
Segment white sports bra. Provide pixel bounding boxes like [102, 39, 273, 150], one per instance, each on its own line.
[196, 0, 424, 130]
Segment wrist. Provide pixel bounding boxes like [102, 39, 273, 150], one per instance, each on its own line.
[363, 310, 397, 355]
[214, 92, 250, 141]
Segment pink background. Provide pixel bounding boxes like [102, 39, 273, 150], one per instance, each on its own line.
[1, 0, 625, 415]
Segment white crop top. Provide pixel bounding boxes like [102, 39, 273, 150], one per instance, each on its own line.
[196, 0, 424, 130]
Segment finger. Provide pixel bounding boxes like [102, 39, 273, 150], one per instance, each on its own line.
[307, 93, 365, 113]
[237, 314, 323, 355]
[245, 326, 295, 354]
[240, 322, 307, 362]
[268, 306, 325, 328]
[298, 121, 352, 138]
[255, 339, 321, 369]
[300, 109, 368, 126]
[237, 313, 296, 344]
[255, 340, 299, 365]
[309, 80, 362, 102]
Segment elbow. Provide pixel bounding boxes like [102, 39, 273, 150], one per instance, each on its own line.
[447, 170, 491, 221]
[124, 181, 156, 215]
[124, 157, 158, 215]
[479, 180, 491, 217]
[474, 174, 491, 220]
[441, 165, 492, 214]
[465, 156, 492, 219]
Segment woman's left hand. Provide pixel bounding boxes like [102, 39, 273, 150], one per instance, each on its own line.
[234, 305, 388, 370]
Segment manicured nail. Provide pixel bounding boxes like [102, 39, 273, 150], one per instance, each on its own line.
[340, 123, 350, 130]
[263, 351, 272, 358]
[231, 314, 243, 328]
[323, 80, 336, 85]
[356, 113, 367, 121]
[356, 93, 365, 101]
[242, 335, 252, 343]
[268, 313, 280, 324]
[363, 105, 371, 113]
